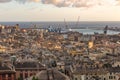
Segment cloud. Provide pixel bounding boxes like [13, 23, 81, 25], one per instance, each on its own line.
[1, 0, 120, 8]
[0, 0, 12, 3]
[15, 0, 34, 3]
[15, 0, 40, 3]
[40, 0, 120, 7]
[40, 0, 102, 8]
[41, 0, 70, 7]
[115, 0, 120, 5]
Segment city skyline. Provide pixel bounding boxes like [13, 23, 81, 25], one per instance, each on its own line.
[0, 0, 120, 21]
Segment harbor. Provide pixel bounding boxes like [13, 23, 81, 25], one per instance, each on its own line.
[1, 0, 120, 80]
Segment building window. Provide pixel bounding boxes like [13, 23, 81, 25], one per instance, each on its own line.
[25, 72, 28, 78]
[20, 73, 23, 79]
[86, 77, 88, 79]
[110, 73, 112, 75]
[111, 76, 113, 79]
[8, 74, 11, 77]
[109, 76, 111, 79]
[2, 74, 6, 79]
[114, 76, 116, 79]
[33, 73, 36, 75]
[30, 72, 33, 76]
[75, 77, 77, 80]
[2, 74, 6, 80]
[109, 76, 113, 79]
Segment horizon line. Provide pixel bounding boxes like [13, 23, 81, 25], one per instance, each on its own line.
[1, 21, 120, 22]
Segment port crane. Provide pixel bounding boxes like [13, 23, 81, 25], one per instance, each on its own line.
[75, 16, 80, 28]
[104, 25, 108, 34]
[64, 18, 68, 29]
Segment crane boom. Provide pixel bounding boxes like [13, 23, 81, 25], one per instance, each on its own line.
[76, 16, 80, 28]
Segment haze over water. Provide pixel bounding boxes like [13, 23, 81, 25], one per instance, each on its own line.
[0, 21, 120, 34]
[0, 21, 120, 28]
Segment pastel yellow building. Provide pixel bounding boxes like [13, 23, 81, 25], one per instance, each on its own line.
[88, 41, 94, 49]
[0, 45, 6, 53]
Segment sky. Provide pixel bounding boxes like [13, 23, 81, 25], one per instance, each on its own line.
[0, 0, 120, 21]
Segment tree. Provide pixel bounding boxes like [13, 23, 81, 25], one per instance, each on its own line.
[32, 76, 36, 80]
[103, 63, 112, 68]
[32, 76, 39, 80]
[36, 77, 39, 80]
[18, 77, 23, 80]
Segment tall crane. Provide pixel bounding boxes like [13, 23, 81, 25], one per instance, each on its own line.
[104, 25, 108, 34]
[64, 18, 68, 29]
[76, 16, 80, 28]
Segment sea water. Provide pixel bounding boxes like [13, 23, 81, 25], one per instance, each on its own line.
[0, 21, 120, 34]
